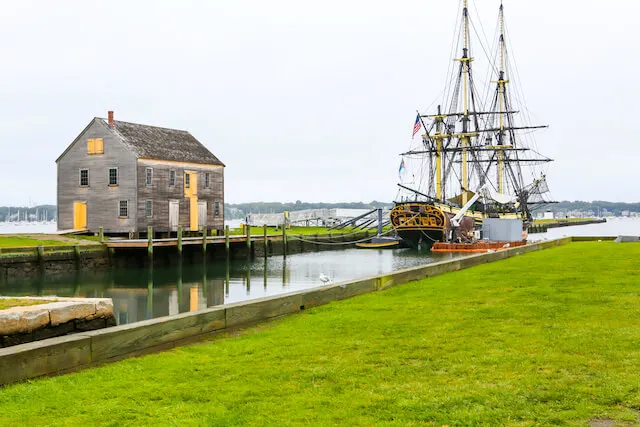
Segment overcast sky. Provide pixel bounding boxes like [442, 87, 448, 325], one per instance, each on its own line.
[0, 0, 637, 206]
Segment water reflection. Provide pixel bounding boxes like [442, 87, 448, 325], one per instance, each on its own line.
[0, 248, 454, 325]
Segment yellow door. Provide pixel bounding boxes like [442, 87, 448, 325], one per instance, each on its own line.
[185, 172, 199, 231]
[73, 202, 87, 230]
[190, 197, 199, 231]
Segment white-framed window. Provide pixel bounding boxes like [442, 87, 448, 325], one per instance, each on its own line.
[145, 200, 153, 218]
[108, 167, 118, 186]
[79, 169, 89, 187]
[119, 200, 128, 218]
[205, 172, 210, 188]
[169, 169, 176, 187]
[214, 201, 220, 216]
[145, 167, 153, 186]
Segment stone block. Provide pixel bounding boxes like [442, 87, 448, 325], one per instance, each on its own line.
[48, 302, 96, 327]
[0, 307, 50, 335]
[93, 299, 114, 318]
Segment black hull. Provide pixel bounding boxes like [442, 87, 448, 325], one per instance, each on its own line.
[396, 229, 445, 250]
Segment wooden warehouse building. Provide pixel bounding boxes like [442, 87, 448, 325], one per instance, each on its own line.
[56, 111, 225, 236]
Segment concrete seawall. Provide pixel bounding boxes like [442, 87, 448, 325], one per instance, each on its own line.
[0, 236, 571, 386]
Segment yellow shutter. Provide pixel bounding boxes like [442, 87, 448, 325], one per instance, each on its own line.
[87, 139, 95, 154]
[95, 138, 104, 154]
[191, 173, 198, 196]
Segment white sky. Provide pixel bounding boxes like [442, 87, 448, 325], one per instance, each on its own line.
[0, 0, 637, 205]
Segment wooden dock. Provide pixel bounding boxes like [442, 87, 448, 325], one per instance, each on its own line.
[104, 234, 280, 248]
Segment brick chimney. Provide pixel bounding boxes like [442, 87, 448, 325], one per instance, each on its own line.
[108, 110, 114, 128]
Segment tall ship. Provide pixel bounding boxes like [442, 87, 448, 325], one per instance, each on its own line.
[391, 0, 553, 249]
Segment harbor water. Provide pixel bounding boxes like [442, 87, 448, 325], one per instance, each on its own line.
[0, 248, 457, 326]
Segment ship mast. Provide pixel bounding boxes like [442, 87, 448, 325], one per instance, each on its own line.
[458, 0, 472, 204]
[433, 105, 446, 200]
[496, 1, 507, 193]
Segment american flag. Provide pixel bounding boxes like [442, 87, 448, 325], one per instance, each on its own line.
[412, 114, 421, 138]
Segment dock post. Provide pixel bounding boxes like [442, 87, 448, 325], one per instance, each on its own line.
[246, 224, 252, 250]
[177, 226, 183, 256]
[147, 226, 153, 260]
[263, 224, 268, 256]
[37, 245, 45, 272]
[73, 243, 81, 270]
[282, 222, 287, 256]
[225, 225, 230, 259]
[202, 226, 208, 255]
[98, 226, 104, 244]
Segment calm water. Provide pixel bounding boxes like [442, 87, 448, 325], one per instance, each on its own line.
[0, 249, 456, 325]
[531, 217, 640, 240]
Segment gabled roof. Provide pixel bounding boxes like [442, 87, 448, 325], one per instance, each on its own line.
[109, 119, 224, 166]
[56, 117, 224, 166]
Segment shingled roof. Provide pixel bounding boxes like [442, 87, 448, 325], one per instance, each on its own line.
[108, 119, 224, 166]
[55, 114, 224, 166]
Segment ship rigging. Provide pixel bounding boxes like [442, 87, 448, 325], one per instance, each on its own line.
[391, 0, 554, 249]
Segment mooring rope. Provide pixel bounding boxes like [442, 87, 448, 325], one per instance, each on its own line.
[286, 211, 427, 246]
[287, 227, 398, 246]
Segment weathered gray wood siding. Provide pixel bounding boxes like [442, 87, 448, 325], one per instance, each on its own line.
[57, 119, 137, 233]
[136, 160, 224, 233]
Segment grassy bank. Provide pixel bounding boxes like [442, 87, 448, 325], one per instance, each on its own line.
[1, 242, 639, 425]
[0, 234, 99, 248]
[228, 225, 382, 236]
[0, 298, 52, 311]
[534, 217, 598, 224]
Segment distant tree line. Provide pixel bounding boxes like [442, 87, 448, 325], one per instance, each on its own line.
[224, 200, 392, 219]
[0, 205, 56, 222]
[533, 201, 640, 216]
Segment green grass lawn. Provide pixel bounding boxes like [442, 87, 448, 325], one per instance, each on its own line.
[0, 236, 70, 248]
[1, 242, 639, 425]
[0, 234, 99, 249]
[534, 217, 597, 224]
[0, 298, 52, 311]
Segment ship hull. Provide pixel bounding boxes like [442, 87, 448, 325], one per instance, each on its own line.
[395, 228, 444, 250]
[390, 202, 477, 250]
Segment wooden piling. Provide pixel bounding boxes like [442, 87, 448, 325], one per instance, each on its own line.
[282, 223, 287, 255]
[37, 245, 45, 271]
[246, 224, 252, 250]
[263, 224, 268, 256]
[71, 244, 80, 270]
[98, 226, 104, 243]
[147, 226, 153, 259]
[225, 225, 230, 258]
[177, 226, 183, 255]
[202, 226, 208, 254]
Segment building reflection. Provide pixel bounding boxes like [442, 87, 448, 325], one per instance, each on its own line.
[107, 263, 225, 325]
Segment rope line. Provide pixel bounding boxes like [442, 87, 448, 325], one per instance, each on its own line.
[287, 227, 398, 246]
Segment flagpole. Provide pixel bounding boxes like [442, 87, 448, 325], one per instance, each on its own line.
[416, 110, 432, 140]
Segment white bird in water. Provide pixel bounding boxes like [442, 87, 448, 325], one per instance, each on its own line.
[319, 273, 331, 284]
